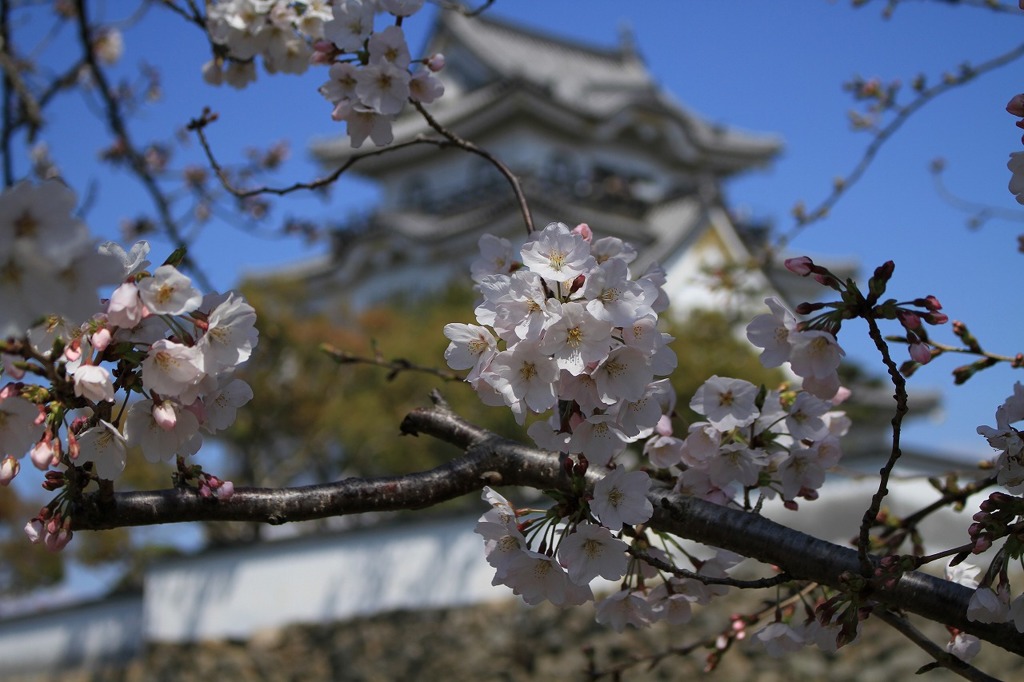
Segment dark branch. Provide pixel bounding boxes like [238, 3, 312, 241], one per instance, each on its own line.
[68, 401, 1024, 657]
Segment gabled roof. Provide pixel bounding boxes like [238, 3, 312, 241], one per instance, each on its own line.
[310, 10, 782, 174]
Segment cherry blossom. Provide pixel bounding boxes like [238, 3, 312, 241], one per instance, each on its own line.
[591, 468, 653, 529]
[76, 421, 128, 480]
[557, 522, 629, 585]
[689, 376, 759, 431]
[756, 622, 806, 657]
[595, 589, 654, 632]
[519, 222, 596, 284]
[72, 364, 116, 404]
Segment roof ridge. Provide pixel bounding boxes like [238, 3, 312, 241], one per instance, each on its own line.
[438, 7, 637, 64]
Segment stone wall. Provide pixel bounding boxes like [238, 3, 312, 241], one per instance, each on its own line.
[22, 597, 1020, 682]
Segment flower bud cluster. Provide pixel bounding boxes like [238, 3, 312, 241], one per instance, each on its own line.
[771, 256, 946, 370]
[0, 181, 257, 549]
[202, 1, 445, 148]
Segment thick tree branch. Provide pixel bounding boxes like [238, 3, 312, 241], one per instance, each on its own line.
[69, 400, 1024, 657]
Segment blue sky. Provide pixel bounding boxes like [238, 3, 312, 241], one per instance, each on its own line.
[19, 1, 1024, 463]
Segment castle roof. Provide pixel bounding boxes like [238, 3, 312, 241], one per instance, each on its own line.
[309, 10, 782, 175]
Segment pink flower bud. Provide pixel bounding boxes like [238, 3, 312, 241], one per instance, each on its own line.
[24, 519, 43, 543]
[572, 223, 593, 242]
[897, 311, 921, 330]
[784, 256, 814, 276]
[30, 439, 54, 470]
[426, 53, 445, 72]
[64, 339, 82, 363]
[909, 340, 932, 365]
[216, 481, 235, 500]
[152, 401, 177, 431]
[309, 50, 332, 66]
[655, 414, 673, 437]
[1008, 94, 1024, 117]
[0, 455, 19, 485]
[91, 327, 113, 352]
[830, 386, 852, 405]
[45, 527, 72, 552]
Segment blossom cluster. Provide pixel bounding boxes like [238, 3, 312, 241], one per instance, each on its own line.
[453, 224, 852, 639]
[204, 0, 445, 147]
[0, 180, 256, 550]
[672, 374, 850, 506]
[977, 381, 1024, 495]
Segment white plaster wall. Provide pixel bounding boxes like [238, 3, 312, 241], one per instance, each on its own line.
[0, 596, 142, 675]
[143, 515, 506, 642]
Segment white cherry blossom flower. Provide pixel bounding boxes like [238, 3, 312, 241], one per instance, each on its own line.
[72, 364, 115, 403]
[539, 301, 612, 375]
[746, 297, 797, 367]
[345, 104, 395, 147]
[137, 265, 202, 316]
[567, 413, 628, 467]
[320, 62, 359, 105]
[367, 26, 411, 68]
[322, 0, 374, 52]
[789, 330, 845, 380]
[379, 0, 425, 16]
[967, 586, 1011, 624]
[592, 346, 652, 403]
[76, 420, 127, 480]
[409, 70, 444, 104]
[709, 443, 767, 488]
[355, 62, 410, 116]
[125, 399, 201, 463]
[947, 632, 981, 662]
[557, 522, 628, 585]
[500, 549, 591, 606]
[644, 434, 685, 468]
[520, 222, 595, 284]
[1009, 151, 1024, 205]
[141, 340, 205, 398]
[582, 258, 655, 327]
[0, 396, 43, 458]
[98, 240, 150, 278]
[482, 340, 558, 419]
[197, 291, 259, 373]
[470, 234, 514, 282]
[756, 622, 806, 657]
[595, 589, 653, 632]
[785, 392, 831, 441]
[202, 378, 254, 433]
[946, 560, 981, 589]
[591, 468, 653, 529]
[443, 323, 497, 380]
[690, 375, 759, 431]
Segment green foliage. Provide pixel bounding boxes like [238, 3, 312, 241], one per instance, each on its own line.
[224, 279, 523, 487]
[222, 281, 784, 486]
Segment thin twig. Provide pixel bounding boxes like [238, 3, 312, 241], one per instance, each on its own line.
[320, 343, 464, 382]
[876, 608, 1002, 682]
[412, 101, 534, 235]
[857, 313, 910, 575]
[73, 0, 212, 290]
[776, 40, 1024, 251]
[630, 547, 794, 589]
